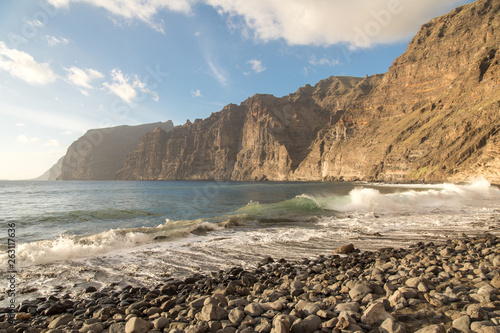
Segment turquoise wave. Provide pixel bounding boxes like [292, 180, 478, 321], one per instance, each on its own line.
[235, 194, 326, 217]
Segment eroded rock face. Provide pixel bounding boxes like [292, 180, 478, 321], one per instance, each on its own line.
[58, 121, 174, 180]
[117, 97, 332, 181]
[119, 0, 500, 183]
[296, 0, 500, 183]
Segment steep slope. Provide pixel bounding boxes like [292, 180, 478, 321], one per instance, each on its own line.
[295, 0, 500, 183]
[118, 0, 499, 183]
[57, 121, 174, 180]
[118, 96, 332, 180]
[34, 156, 64, 181]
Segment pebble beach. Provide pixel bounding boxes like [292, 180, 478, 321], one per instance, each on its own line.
[2, 232, 500, 333]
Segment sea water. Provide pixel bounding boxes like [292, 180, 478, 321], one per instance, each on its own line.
[0, 179, 499, 306]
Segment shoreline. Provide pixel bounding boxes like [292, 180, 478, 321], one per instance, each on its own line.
[2, 233, 500, 332]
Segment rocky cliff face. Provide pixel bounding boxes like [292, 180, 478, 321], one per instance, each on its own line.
[296, 0, 500, 183]
[57, 121, 174, 180]
[118, 0, 499, 184]
[117, 96, 332, 180]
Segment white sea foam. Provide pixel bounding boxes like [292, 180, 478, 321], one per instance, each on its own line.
[327, 178, 500, 215]
[17, 230, 153, 266]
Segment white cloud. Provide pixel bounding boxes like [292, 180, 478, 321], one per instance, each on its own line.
[44, 139, 60, 147]
[247, 59, 266, 73]
[0, 41, 57, 85]
[47, 0, 195, 32]
[103, 68, 158, 103]
[17, 135, 40, 144]
[45, 35, 69, 46]
[45, 0, 466, 48]
[206, 0, 466, 48]
[309, 55, 340, 67]
[62, 131, 72, 135]
[16, 123, 25, 127]
[207, 60, 228, 86]
[65, 66, 104, 94]
[191, 89, 202, 98]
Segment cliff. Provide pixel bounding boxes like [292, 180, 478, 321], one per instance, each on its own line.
[56, 121, 174, 180]
[117, 0, 499, 183]
[117, 96, 332, 180]
[295, 0, 500, 182]
[34, 156, 64, 181]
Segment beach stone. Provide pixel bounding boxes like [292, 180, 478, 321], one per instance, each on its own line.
[490, 276, 500, 289]
[334, 243, 355, 254]
[153, 317, 169, 330]
[398, 287, 419, 299]
[334, 302, 360, 313]
[290, 320, 307, 333]
[200, 303, 227, 321]
[361, 302, 393, 325]
[415, 324, 446, 333]
[109, 322, 126, 333]
[244, 302, 264, 317]
[255, 318, 272, 333]
[161, 299, 177, 311]
[478, 284, 499, 297]
[228, 298, 249, 308]
[208, 321, 222, 332]
[125, 317, 152, 333]
[185, 322, 209, 333]
[144, 307, 162, 316]
[349, 282, 372, 301]
[79, 323, 104, 333]
[93, 307, 111, 321]
[321, 318, 338, 329]
[290, 280, 305, 290]
[336, 315, 350, 330]
[389, 290, 406, 306]
[85, 286, 98, 293]
[302, 303, 320, 316]
[218, 328, 236, 333]
[316, 309, 334, 319]
[452, 315, 472, 333]
[48, 314, 74, 329]
[379, 317, 406, 333]
[301, 315, 321, 332]
[466, 304, 486, 321]
[272, 314, 294, 333]
[470, 321, 500, 333]
[239, 328, 255, 333]
[241, 315, 257, 326]
[169, 322, 189, 330]
[189, 296, 208, 309]
[261, 300, 284, 312]
[14, 312, 31, 321]
[228, 308, 245, 324]
[45, 303, 67, 316]
[129, 301, 150, 310]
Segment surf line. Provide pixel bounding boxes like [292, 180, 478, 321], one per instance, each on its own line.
[6, 222, 17, 323]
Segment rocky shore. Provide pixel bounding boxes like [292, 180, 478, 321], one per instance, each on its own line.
[2, 233, 500, 333]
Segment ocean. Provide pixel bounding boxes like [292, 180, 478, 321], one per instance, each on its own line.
[1, 179, 499, 306]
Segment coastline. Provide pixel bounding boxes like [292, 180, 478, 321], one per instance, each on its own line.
[2, 233, 500, 333]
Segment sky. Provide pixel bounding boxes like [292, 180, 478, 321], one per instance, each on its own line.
[0, 0, 473, 180]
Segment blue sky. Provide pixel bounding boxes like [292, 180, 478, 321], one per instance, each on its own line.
[0, 0, 472, 180]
